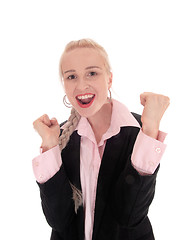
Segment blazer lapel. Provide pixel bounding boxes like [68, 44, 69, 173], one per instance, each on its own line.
[61, 131, 85, 240]
[62, 131, 81, 189]
[92, 128, 131, 240]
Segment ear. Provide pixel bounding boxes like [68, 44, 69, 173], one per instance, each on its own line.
[108, 72, 113, 89]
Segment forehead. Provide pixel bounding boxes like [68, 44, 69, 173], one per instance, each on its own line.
[61, 48, 105, 71]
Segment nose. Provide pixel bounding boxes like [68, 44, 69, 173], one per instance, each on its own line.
[76, 78, 90, 91]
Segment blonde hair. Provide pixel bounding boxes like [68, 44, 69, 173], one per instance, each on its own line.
[59, 38, 112, 82]
[59, 108, 81, 151]
[59, 38, 111, 151]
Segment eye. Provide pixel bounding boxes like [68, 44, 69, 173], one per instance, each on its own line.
[67, 74, 77, 80]
[88, 71, 97, 77]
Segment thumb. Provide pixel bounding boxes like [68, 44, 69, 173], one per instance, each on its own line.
[140, 93, 147, 106]
[50, 117, 59, 125]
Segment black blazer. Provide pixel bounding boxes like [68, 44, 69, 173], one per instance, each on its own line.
[37, 113, 159, 240]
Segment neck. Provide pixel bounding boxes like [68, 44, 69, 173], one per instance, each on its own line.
[87, 100, 113, 142]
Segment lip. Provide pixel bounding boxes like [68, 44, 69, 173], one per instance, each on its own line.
[75, 93, 95, 108]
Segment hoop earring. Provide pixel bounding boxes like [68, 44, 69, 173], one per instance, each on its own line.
[63, 95, 72, 108]
[108, 89, 112, 102]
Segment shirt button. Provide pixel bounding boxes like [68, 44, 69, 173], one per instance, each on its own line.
[35, 161, 39, 167]
[39, 174, 44, 180]
[149, 161, 155, 167]
[155, 147, 161, 153]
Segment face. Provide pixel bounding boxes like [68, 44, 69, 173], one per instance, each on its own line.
[61, 48, 112, 117]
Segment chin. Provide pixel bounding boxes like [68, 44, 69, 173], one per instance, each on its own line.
[72, 96, 108, 118]
[76, 108, 97, 118]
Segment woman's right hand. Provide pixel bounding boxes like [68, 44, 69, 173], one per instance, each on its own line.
[33, 114, 60, 152]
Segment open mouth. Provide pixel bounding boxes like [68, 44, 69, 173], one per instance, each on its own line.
[76, 94, 95, 108]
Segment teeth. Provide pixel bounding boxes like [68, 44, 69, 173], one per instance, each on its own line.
[77, 94, 94, 100]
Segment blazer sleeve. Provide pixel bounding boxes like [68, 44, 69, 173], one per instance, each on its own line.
[37, 163, 75, 233]
[111, 156, 159, 228]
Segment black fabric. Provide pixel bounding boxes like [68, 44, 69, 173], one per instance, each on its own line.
[131, 112, 142, 127]
[37, 113, 158, 240]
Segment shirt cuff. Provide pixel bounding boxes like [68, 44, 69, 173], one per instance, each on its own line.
[32, 145, 62, 184]
[131, 129, 167, 175]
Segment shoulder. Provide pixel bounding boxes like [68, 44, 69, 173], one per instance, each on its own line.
[60, 120, 80, 145]
[131, 112, 142, 127]
[59, 121, 67, 136]
[60, 121, 67, 128]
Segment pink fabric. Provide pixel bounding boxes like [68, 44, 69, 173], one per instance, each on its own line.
[32, 99, 167, 240]
[131, 130, 167, 175]
[32, 145, 62, 184]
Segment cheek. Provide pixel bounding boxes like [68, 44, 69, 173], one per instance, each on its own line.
[64, 82, 74, 95]
[98, 86, 109, 101]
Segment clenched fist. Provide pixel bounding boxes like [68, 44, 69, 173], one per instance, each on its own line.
[140, 92, 170, 139]
[33, 114, 60, 152]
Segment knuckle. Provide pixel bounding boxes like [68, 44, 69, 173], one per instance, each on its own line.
[164, 96, 170, 103]
[42, 114, 48, 119]
[33, 120, 38, 127]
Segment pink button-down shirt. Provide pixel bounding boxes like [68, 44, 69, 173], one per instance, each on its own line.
[32, 99, 167, 240]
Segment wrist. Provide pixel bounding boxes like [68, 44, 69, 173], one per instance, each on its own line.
[142, 125, 159, 139]
[41, 139, 59, 153]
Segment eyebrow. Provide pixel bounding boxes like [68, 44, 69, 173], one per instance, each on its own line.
[63, 66, 102, 74]
[63, 69, 76, 74]
[85, 66, 102, 70]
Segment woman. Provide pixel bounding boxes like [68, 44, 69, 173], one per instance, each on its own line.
[33, 39, 170, 240]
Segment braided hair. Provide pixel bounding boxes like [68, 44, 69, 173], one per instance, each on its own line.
[59, 108, 81, 151]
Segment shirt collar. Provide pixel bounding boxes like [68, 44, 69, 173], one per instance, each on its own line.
[75, 98, 140, 145]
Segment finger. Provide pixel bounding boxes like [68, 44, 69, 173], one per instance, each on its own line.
[140, 93, 147, 106]
[164, 96, 170, 106]
[50, 117, 59, 126]
[42, 114, 52, 127]
[33, 114, 51, 130]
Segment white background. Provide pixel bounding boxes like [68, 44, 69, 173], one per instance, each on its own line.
[0, 0, 193, 239]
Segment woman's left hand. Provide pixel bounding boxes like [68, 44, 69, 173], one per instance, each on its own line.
[140, 92, 170, 139]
